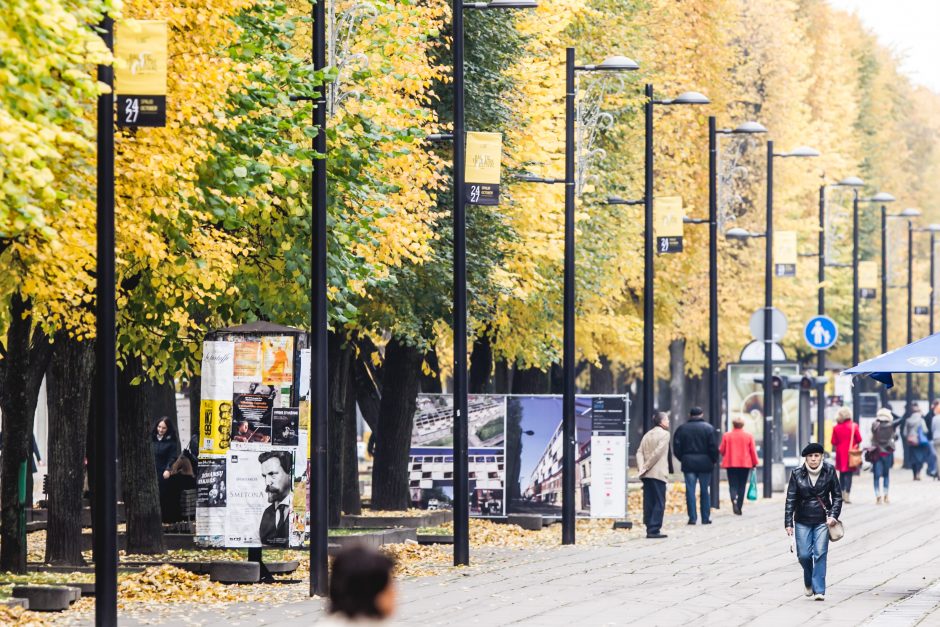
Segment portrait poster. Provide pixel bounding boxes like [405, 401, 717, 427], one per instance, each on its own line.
[262, 336, 294, 385]
[225, 446, 294, 547]
[200, 341, 234, 401]
[233, 341, 263, 382]
[199, 399, 233, 455]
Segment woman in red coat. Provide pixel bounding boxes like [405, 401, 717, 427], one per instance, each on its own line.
[830, 407, 862, 503]
[720, 417, 759, 515]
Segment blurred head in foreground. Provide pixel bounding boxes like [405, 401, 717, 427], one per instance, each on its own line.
[329, 546, 396, 620]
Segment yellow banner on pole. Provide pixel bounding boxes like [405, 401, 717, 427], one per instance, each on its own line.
[465, 132, 502, 205]
[655, 196, 683, 253]
[774, 230, 797, 277]
[914, 282, 931, 316]
[115, 19, 168, 127]
[858, 260, 878, 299]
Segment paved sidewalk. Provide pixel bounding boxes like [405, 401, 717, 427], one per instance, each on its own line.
[120, 471, 940, 626]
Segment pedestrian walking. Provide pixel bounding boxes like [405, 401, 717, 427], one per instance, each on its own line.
[785, 442, 843, 601]
[636, 412, 672, 539]
[151, 417, 181, 523]
[904, 403, 930, 481]
[719, 416, 758, 515]
[323, 546, 397, 624]
[870, 408, 898, 504]
[930, 400, 940, 481]
[830, 408, 861, 503]
[673, 406, 719, 525]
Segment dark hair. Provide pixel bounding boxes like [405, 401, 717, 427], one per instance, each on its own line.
[151, 416, 177, 439]
[258, 450, 292, 474]
[689, 407, 704, 417]
[329, 546, 395, 619]
[653, 412, 669, 427]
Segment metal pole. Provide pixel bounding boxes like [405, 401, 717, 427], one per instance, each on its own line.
[643, 84, 655, 433]
[881, 205, 888, 355]
[763, 140, 774, 498]
[907, 220, 914, 408]
[931, 231, 936, 403]
[452, 0, 470, 566]
[708, 116, 720, 509]
[817, 186, 827, 437]
[94, 15, 118, 627]
[852, 191, 860, 415]
[561, 48, 576, 545]
[310, 0, 329, 596]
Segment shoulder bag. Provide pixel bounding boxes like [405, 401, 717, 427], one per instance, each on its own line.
[847, 422, 862, 470]
[814, 493, 844, 542]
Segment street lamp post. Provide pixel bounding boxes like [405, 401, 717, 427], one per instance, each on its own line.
[641, 87, 710, 433]
[728, 141, 819, 498]
[911, 224, 940, 405]
[452, 0, 537, 566]
[878, 205, 917, 410]
[907, 218, 914, 408]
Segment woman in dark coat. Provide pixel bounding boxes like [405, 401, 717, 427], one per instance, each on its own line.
[151, 417, 180, 523]
[785, 443, 843, 601]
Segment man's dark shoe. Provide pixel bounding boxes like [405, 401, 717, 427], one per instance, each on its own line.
[733, 503, 742, 515]
[702, 520, 712, 525]
[687, 521, 696, 525]
[646, 533, 668, 539]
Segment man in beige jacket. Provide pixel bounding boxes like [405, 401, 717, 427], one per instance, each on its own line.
[637, 411, 672, 539]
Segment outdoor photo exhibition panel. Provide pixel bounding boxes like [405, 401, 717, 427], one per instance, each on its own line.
[195, 330, 310, 549]
[407, 394, 630, 519]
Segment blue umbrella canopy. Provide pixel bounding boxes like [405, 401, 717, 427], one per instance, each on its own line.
[844, 333, 940, 388]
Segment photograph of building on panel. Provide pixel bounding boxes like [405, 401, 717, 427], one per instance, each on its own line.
[410, 394, 507, 448]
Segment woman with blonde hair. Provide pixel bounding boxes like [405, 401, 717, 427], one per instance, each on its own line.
[830, 407, 861, 503]
[719, 416, 758, 515]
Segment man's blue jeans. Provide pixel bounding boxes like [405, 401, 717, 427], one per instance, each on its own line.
[795, 522, 830, 594]
[683, 471, 711, 523]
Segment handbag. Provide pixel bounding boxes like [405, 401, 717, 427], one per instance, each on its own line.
[847, 423, 862, 470]
[747, 468, 758, 501]
[814, 493, 844, 542]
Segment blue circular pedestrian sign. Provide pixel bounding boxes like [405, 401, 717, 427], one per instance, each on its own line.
[804, 315, 838, 350]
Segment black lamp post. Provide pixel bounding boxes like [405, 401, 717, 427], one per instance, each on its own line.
[705, 118, 766, 506]
[911, 223, 940, 404]
[518, 50, 638, 545]
[727, 141, 819, 498]
[641, 87, 710, 433]
[452, 0, 538, 566]
[879, 205, 917, 410]
[812, 177, 863, 435]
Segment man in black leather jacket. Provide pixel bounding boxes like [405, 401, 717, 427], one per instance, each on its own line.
[673, 407, 719, 524]
[784, 443, 842, 601]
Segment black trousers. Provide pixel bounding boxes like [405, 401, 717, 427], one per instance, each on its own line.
[642, 478, 666, 535]
[838, 469, 854, 493]
[727, 467, 750, 511]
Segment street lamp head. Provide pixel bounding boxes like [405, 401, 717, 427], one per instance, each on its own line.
[594, 55, 640, 71]
[782, 146, 821, 158]
[732, 121, 767, 134]
[605, 195, 643, 206]
[725, 227, 752, 240]
[927, 224, 940, 232]
[870, 192, 896, 203]
[900, 207, 922, 217]
[671, 91, 710, 105]
[836, 176, 864, 187]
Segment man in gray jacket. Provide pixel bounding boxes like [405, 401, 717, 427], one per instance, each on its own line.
[637, 412, 673, 539]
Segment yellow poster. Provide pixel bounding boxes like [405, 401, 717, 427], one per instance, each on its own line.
[465, 132, 502, 205]
[914, 282, 931, 315]
[114, 19, 168, 126]
[262, 336, 294, 385]
[774, 230, 797, 277]
[200, 399, 233, 455]
[654, 196, 684, 253]
[858, 260, 878, 299]
[233, 341, 262, 382]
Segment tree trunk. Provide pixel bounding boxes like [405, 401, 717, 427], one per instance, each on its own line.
[493, 359, 511, 394]
[669, 339, 687, 430]
[44, 333, 95, 565]
[419, 349, 441, 393]
[328, 333, 353, 527]
[370, 339, 421, 510]
[0, 295, 53, 572]
[117, 354, 166, 554]
[511, 366, 549, 394]
[341, 357, 361, 515]
[353, 346, 381, 434]
[589, 356, 615, 393]
[469, 335, 492, 393]
[188, 375, 201, 442]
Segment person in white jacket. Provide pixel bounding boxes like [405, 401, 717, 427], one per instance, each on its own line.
[636, 412, 673, 539]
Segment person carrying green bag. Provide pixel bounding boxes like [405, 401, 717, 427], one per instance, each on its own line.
[747, 468, 758, 501]
[719, 416, 759, 515]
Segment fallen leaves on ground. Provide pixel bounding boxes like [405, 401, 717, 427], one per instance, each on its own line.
[0, 604, 54, 627]
[378, 543, 451, 578]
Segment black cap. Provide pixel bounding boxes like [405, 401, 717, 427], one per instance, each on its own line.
[801, 443, 825, 457]
[689, 407, 704, 417]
